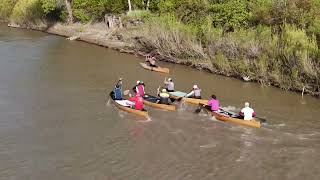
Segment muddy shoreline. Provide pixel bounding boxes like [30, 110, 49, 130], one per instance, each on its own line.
[5, 22, 319, 98]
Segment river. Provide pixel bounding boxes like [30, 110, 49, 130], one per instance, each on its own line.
[0, 24, 319, 180]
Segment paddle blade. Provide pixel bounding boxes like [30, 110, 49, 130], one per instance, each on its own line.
[123, 90, 130, 96]
[194, 107, 202, 114]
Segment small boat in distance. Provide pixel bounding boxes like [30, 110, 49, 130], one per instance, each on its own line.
[139, 62, 170, 74]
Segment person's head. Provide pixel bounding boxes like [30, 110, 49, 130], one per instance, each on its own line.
[162, 89, 167, 93]
[168, 78, 172, 82]
[139, 81, 144, 85]
[211, 95, 216, 99]
[245, 102, 250, 107]
[136, 80, 140, 85]
[115, 84, 120, 88]
[193, 85, 198, 89]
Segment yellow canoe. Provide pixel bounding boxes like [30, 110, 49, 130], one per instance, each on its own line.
[212, 111, 261, 128]
[169, 91, 209, 105]
[143, 94, 176, 111]
[139, 62, 170, 74]
[110, 92, 149, 118]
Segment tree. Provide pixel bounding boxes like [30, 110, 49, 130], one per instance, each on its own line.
[65, 0, 73, 23]
[128, 0, 132, 12]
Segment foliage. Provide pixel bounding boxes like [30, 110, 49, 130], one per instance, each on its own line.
[11, 0, 44, 24]
[0, 0, 18, 20]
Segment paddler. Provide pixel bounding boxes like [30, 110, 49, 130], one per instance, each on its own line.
[135, 81, 146, 97]
[113, 78, 123, 100]
[129, 93, 144, 110]
[157, 88, 171, 105]
[164, 77, 175, 92]
[239, 102, 256, 120]
[132, 80, 140, 94]
[186, 85, 202, 99]
[206, 95, 220, 112]
[146, 54, 157, 67]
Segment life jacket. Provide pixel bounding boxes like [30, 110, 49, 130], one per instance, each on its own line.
[114, 87, 122, 100]
[129, 96, 144, 110]
[136, 85, 145, 97]
[194, 89, 201, 98]
[166, 82, 174, 91]
[159, 92, 170, 104]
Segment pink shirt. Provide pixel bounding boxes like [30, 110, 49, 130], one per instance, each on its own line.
[208, 99, 219, 111]
[136, 85, 145, 97]
[129, 96, 144, 110]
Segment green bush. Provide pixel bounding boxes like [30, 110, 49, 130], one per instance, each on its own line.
[11, 0, 44, 24]
[0, 0, 18, 20]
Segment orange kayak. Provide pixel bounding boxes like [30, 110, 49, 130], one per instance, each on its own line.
[140, 63, 169, 73]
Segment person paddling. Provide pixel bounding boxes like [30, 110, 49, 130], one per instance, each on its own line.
[186, 85, 201, 99]
[206, 95, 220, 112]
[113, 78, 123, 100]
[157, 88, 171, 105]
[129, 93, 144, 110]
[239, 102, 256, 120]
[134, 81, 145, 97]
[164, 78, 175, 92]
[146, 54, 157, 67]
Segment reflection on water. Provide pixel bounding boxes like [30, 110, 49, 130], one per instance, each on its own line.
[0, 24, 320, 180]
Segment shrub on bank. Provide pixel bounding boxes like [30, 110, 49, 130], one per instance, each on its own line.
[10, 0, 44, 24]
[0, 0, 18, 20]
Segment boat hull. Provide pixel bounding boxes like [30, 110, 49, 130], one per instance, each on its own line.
[212, 111, 261, 128]
[110, 92, 149, 118]
[143, 94, 176, 111]
[169, 91, 209, 105]
[140, 63, 169, 74]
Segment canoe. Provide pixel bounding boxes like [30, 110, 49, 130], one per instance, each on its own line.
[143, 94, 176, 111]
[109, 92, 149, 118]
[169, 91, 209, 105]
[139, 62, 170, 74]
[211, 111, 261, 128]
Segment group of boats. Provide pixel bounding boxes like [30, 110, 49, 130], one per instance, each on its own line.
[109, 62, 264, 129]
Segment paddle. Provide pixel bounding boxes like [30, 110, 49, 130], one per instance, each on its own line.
[194, 103, 206, 114]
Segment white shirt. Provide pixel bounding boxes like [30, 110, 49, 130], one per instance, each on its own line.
[165, 82, 174, 91]
[241, 107, 254, 121]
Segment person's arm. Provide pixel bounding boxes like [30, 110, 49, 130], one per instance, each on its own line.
[186, 91, 194, 97]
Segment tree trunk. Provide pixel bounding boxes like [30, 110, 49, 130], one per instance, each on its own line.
[65, 0, 73, 24]
[128, 0, 132, 12]
[146, 0, 150, 10]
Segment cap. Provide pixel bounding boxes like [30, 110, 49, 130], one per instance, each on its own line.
[136, 80, 140, 85]
[245, 102, 250, 107]
[162, 89, 167, 93]
[168, 78, 172, 82]
[193, 85, 198, 89]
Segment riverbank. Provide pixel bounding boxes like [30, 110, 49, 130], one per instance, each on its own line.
[5, 21, 320, 98]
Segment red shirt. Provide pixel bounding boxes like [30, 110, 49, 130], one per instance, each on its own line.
[129, 96, 144, 110]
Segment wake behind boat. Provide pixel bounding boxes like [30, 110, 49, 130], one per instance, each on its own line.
[110, 91, 149, 118]
[143, 94, 176, 111]
[169, 91, 209, 105]
[139, 62, 170, 74]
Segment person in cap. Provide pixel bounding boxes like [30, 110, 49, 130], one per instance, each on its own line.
[157, 88, 171, 105]
[135, 81, 146, 97]
[132, 80, 140, 93]
[186, 85, 201, 99]
[239, 102, 256, 120]
[164, 77, 175, 92]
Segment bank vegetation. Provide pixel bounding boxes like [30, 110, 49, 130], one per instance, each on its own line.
[1, 0, 320, 96]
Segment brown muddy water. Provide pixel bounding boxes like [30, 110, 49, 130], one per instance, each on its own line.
[0, 24, 319, 180]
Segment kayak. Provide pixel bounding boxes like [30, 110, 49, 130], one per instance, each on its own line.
[109, 92, 149, 118]
[200, 106, 261, 128]
[143, 94, 176, 111]
[211, 111, 261, 128]
[169, 91, 209, 105]
[139, 63, 170, 74]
